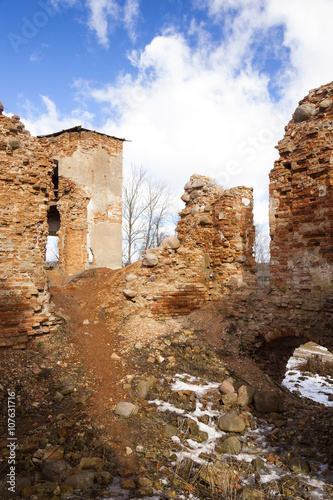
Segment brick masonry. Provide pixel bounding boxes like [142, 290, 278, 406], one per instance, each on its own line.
[270, 82, 333, 296]
[0, 107, 56, 347]
[0, 106, 124, 347]
[120, 175, 257, 318]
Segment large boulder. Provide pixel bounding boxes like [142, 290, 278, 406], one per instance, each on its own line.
[217, 411, 246, 432]
[64, 471, 95, 489]
[253, 391, 284, 413]
[142, 253, 158, 267]
[114, 402, 139, 417]
[238, 385, 256, 407]
[160, 236, 180, 249]
[41, 460, 72, 482]
[293, 103, 316, 122]
[219, 380, 235, 395]
[220, 436, 242, 455]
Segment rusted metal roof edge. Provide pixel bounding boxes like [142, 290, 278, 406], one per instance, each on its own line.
[37, 125, 128, 141]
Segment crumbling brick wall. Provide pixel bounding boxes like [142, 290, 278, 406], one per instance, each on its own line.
[0, 104, 57, 347]
[270, 82, 333, 295]
[119, 175, 257, 318]
[38, 127, 124, 275]
[177, 175, 256, 288]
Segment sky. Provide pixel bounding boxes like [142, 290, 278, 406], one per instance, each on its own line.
[1, 0, 333, 226]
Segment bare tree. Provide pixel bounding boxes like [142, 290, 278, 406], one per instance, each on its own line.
[122, 165, 175, 265]
[254, 222, 270, 263]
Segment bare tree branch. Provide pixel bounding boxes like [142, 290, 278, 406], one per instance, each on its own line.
[122, 165, 175, 265]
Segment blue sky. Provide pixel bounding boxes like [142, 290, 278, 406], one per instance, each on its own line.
[1, 0, 333, 226]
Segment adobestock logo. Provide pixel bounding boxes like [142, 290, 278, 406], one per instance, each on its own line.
[7, 1, 58, 54]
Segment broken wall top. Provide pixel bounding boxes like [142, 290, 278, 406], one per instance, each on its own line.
[269, 81, 333, 293]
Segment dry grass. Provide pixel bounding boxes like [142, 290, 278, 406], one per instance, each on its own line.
[298, 354, 333, 378]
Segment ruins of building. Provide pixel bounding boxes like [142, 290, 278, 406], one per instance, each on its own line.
[270, 83, 333, 296]
[1, 81, 333, 355]
[177, 176, 256, 289]
[0, 104, 124, 347]
[38, 126, 124, 275]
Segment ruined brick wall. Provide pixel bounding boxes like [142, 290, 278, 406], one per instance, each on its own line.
[270, 82, 333, 295]
[38, 128, 123, 275]
[118, 175, 257, 318]
[177, 175, 256, 288]
[0, 105, 56, 347]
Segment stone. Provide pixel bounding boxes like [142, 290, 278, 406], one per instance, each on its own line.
[54, 391, 64, 402]
[220, 436, 242, 454]
[253, 391, 284, 413]
[43, 445, 64, 461]
[114, 402, 139, 417]
[239, 487, 265, 499]
[123, 289, 137, 300]
[8, 138, 21, 150]
[238, 385, 256, 407]
[221, 393, 238, 405]
[142, 253, 158, 267]
[181, 193, 190, 202]
[111, 352, 121, 359]
[252, 457, 265, 471]
[217, 411, 246, 432]
[319, 98, 332, 112]
[288, 456, 310, 473]
[184, 178, 205, 190]
[137, 380, 151, 399]
[186, 418, 199, 434]
[164, 424, 178, 438]
[199, 215, 211, 225]
[41, 460, 72, 482]
[64, 470, 95, 489]
[79, 457, 102, 470]
[219, 380, 235, 394]
[35, 481, 58, 494]
[293, 103, 316, 122]
[160, 236, 180, 249]
[125, 273, 137, 282]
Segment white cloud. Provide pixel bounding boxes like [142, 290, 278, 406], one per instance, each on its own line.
[20, 95, 95, 136]
[124, 0, 140, 43]
[51, 0, 140, 47]
[86, 0, 121, 48]
[24, 0, 333, 227]
[73, 31, 285, 224]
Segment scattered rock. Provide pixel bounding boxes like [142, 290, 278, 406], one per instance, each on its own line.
[254, 391, 284, 413]
[64, 470, 95, 489]
[252, 457, 265, 472]
[164, 424, 178, 438]
[41, 459, 72, 482]
[238, 385, 256, 407]
[125, 273, 137, 282]
[288, 456, 310, 474]
[217, 411, 246, 432]
[142, 253, 158, 267]
[137, 380, 151, 399]
[114, 402, 139, 417]
[219, 380, 235, 394]
[220, 436, 242, 454]
[221, 393, 238, 405]
[123, 289, 137, 300]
